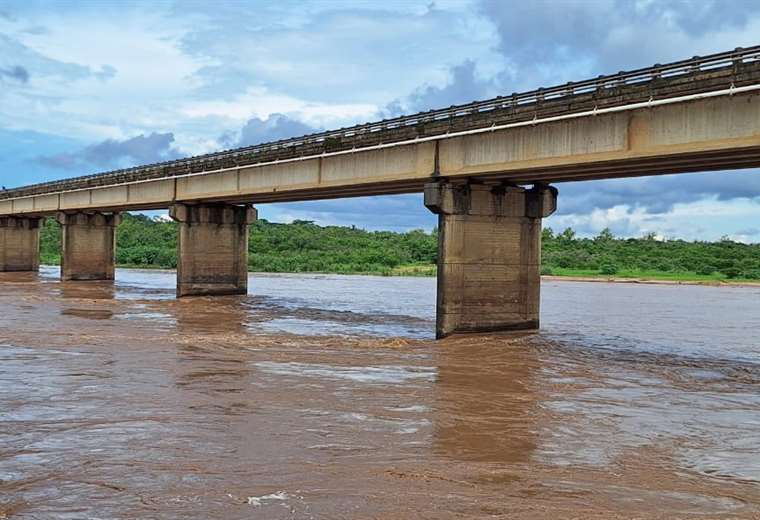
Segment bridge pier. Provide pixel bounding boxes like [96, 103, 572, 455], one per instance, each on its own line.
[0, 216, 41, 272]
[57, 212, 120, 281]
[169, 203, 256, 297]
[425, 182, 557, 338]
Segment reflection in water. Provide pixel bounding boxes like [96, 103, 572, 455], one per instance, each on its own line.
[60, 308, 115, 319]
[0, 271, 40, 284]
[172, 296, 252, 401]
[173, 295, 250, 336]
[1, 268, 760, 518]
[59, 280, 116, 300]
[433, 338, 538, 464]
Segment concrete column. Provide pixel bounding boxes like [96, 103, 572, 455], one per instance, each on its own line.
[425, 182, 557, 338]
[169, 203, 256, 297]
[57, 212, 121, 281]
[0, 216, 42, 272]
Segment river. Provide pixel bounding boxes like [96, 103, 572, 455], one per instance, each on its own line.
[1, 267, 759, 518]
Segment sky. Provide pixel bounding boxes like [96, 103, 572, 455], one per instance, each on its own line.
[1, 0, 760, 241]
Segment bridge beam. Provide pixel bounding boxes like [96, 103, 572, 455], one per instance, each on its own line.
[425, 182, 557, 338]
[169, 203, 256, 297]
[0, 216, 41, 272]
[57, 212, 120, 281]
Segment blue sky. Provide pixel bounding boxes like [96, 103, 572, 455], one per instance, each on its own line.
[1, 0, 760, 241]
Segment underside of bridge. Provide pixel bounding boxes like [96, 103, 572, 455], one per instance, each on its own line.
[0, 46, 758, 338]
[0, 187, 559, 337]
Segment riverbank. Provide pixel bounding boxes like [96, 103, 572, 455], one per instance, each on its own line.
[543, 274, 760, 288]
[541, 267, 760, 286]
[390, 265, 760, 285]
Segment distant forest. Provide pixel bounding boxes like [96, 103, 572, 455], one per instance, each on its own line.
[39, 214, 760, 281]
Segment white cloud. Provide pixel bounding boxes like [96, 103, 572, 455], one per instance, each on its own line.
[178, 86, 376, 129]
[547, 197, 760, 242]
[177, 1, 500, 105]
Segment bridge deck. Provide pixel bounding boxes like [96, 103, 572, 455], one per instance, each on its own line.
[3, 46, 760, 204]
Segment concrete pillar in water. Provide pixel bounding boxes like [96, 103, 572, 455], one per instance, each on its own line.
[0, 216, 42, 272]
[57, 212, 120, 281]
[169, 203, 257, 297]
[425, 182, 558, 339]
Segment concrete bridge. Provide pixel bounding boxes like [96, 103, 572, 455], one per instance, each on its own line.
[2, 46, 760, 338]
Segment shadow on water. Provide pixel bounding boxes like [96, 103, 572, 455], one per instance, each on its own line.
[172, 296, 254, 399]
[0, 271, 41, 284]
[60, 308, 114, 319]
[432, 337, 539, 465]
[59, 281, 116, 300]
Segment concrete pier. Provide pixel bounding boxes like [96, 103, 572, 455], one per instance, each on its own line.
[0, 216, 41, 272]
[169, 203, 256, 297]
[57, 212, 120, 281]
[425, 182, 557, 338]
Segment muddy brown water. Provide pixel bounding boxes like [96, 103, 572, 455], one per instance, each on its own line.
[1, 267, 759, 519]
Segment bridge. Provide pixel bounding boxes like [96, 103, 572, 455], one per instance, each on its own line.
[1, 46, 760, 337]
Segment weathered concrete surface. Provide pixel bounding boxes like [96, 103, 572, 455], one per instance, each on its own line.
[170, 203, 257, 297]
[426, 182, 557, 338]
[0, 217, 41, 272]
[57, 212, 120, 281]
[1, 91, 759, 216]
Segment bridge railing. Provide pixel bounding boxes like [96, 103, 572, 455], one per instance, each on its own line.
[3, 45, 760, 200]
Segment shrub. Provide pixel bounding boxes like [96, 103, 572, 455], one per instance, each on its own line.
[696, 265, 715, 276]
[721, 267, 741, 279]
[599, 263, 619, 275]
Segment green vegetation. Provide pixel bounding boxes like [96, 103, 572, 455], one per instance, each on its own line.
[40, 214, 437, 276]
[540, 227, 760, 282]
[247, 218, 436, 275]
[40, 218, 61, 265]
[39, 215, 760, 282]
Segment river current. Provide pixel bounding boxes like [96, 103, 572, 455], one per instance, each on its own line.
[1, 267, 759, 518]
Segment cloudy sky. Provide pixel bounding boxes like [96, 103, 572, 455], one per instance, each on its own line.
[1, 0, 760, 240]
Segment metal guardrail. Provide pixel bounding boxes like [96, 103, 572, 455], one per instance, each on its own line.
[4, 45, 760, 199]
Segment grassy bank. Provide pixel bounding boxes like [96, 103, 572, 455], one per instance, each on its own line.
[39, 214, 760, 282]
[383, 266, 760, 283]
[543, 267, 760, 285]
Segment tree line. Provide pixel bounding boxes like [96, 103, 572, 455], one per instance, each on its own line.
[39, 214, 760, 280]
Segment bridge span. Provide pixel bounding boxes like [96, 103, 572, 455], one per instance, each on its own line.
[1, 46, 760, 337]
